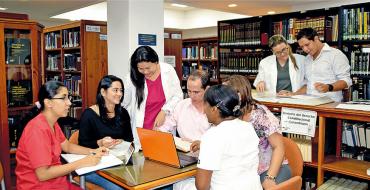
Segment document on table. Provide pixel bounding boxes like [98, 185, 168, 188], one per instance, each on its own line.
[336, 103, 370, 111]
[61, 154, 123, 175]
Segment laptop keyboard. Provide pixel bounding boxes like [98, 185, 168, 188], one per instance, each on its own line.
[179, 153, 197, 163]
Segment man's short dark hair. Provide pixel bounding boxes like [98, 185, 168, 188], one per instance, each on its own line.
[297, 27, 318, 41]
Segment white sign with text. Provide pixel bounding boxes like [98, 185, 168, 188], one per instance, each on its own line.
[281, 107, 317, 137]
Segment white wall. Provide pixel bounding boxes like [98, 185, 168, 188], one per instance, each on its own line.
[164, 8, 248, 30]
[107, 0, 164, 80]
[182, 26, 217, 39]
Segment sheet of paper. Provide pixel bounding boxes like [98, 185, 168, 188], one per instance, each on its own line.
[336, 104, 370, 111]
[61, 154, 123, 175]
[174, 136, 191, 152]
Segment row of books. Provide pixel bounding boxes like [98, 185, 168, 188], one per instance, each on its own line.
[219, 51, 267, 74]
[45, 32, 61, 50]
[350, 50, 369, 75]
[182, 45, 218, 60]
[68, 107, 82, 119]
[272, 16, 331, 43]
[46, 54, 61, 71]
[64, 75, 81, 97]
[62, 30, 80, 48]
[351, 77, 370, 101]
[64, 53, 81, 71]
[199, 45, 218, 60]
[343, 8, 370, 41]
[342, 121, 370, 149]
[286, 133, 315, 162]
[317, 177, 368, 190]
[219, 22, 261, 46]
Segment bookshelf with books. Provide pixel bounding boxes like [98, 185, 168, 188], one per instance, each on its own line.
[42, 20, 108, 118]
[260, 101, 370, 188]
[182, 37, 218, 82]
[0, 18, 43, 189]
[217, 7, 339, 83]
[181, 37, 218, 97]
[340, 2, 370, 101]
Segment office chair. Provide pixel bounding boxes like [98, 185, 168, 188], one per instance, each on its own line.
[68, 130, 104, 190]
[267, 137, 303, 190]
[0, 161, 5, 190]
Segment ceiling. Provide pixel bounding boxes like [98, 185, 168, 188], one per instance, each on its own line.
[0, 0, 362, 27]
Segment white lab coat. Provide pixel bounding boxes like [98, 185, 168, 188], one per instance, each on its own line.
[123, 62, 183, 150]
[253, 54, 306, 94]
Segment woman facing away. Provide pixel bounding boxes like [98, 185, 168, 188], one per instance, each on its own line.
[16, 81, 107, 190]
[254, 35, 305, 96]
[78, 75, 133, 190]
[123, 45, 183, 148]
[196, 85, 262, 190]
[224, 75, 291, 189]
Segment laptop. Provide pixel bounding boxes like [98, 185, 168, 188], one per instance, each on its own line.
[137, 128, 198, 168]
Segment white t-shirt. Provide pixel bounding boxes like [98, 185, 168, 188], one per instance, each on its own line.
[197, 119, 262, 190]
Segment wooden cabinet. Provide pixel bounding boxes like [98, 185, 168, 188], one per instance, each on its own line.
[0, 18, 43, 189]
[42, 20, 108, 117]
[261, 101, 370, 187]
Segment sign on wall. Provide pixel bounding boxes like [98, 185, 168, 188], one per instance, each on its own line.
[138, 34, 156, 46]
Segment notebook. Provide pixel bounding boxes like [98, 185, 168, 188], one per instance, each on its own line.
[61, 154, 123, 175]
[137, 128, 198, 168]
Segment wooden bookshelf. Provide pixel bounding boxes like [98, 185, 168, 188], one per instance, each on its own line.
[0, 18, 43, 190]
[182, 37, 218, 81]
[260, 101, 370, 187]
[41, 20, 108, 118]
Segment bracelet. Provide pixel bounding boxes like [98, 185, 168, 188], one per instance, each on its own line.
[264, 174, 276, 182]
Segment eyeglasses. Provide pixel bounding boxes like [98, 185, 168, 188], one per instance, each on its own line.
[273, 47, 288, 56]
[51, 96, 72, 102]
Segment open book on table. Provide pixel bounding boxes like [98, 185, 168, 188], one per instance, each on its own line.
[61, 154, 123, 175]
[173, 136, 192, 152]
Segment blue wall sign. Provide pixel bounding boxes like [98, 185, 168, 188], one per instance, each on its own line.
[138, 34, 157, 46]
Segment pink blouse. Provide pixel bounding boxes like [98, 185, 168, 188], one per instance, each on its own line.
[143, 74, 166, 129]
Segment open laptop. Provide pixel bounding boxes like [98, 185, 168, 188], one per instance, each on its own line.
[137, 128, 198, 168]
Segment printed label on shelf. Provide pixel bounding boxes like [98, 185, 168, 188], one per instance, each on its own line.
[281, 107, 317, 137]
[86, 25, 101, 32]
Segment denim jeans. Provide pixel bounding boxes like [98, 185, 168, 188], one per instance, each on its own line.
[260, 164, 292, 184]
[84, 172, 124, 190]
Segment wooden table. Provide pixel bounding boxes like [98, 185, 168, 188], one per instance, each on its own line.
[97, 152, 197, 190]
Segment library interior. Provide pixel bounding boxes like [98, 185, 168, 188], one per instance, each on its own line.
[1, 0, 370, 190]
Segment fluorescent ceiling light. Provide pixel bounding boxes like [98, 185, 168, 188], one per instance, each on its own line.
[228, 4, 238, 8]
[267, 11, 276, 14]
[51, 2, 107, 21]
[0, 7, 8, 11]
[171, 3, 188, 8]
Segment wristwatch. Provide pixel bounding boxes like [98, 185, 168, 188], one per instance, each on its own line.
[327, 84, 334, 92]
[264, 174, 276, 182]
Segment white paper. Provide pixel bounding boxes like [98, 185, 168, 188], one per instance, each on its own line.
[61, 154, 123, 175]
[174, 137, 191, 152]
[336, 104, 370, 111]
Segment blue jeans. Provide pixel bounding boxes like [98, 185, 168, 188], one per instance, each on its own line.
[84, 172, 124, 190]
[260, 164, 292, 184]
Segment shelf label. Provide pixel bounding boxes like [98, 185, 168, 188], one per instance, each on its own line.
[138, 34, 156, 46]
[86, 25, 101, 32]
[281, 107, 317, 137]
[99, 34, 107, 41]
[164, 56, 176, 67]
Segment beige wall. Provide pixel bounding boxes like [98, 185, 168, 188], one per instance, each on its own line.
[182, 26, 217, 39]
